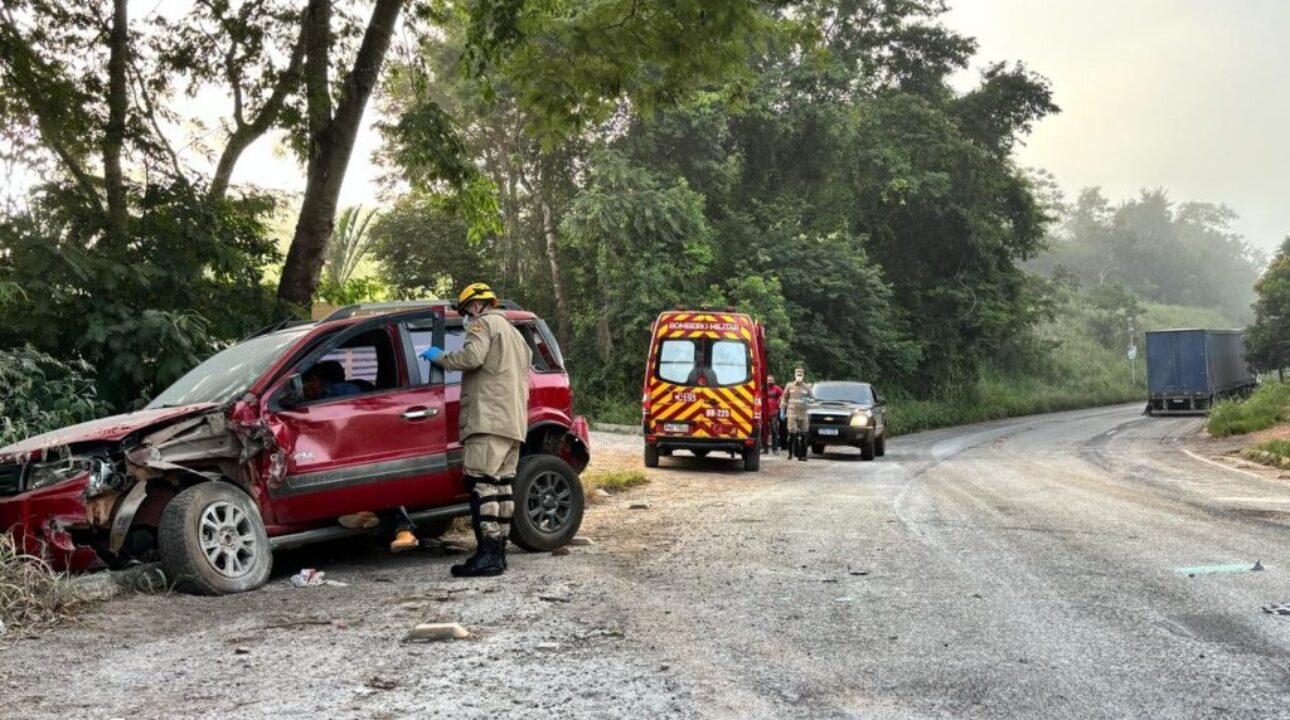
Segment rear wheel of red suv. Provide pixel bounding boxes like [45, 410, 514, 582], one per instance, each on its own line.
[160, 481, 273, 595]
[510, 455, 584, 551]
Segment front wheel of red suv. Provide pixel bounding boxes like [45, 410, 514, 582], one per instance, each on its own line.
[510, 455, 585, 552]
[159, 482, 273, 595]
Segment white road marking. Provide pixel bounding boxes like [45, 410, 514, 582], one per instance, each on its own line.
[1181, 448, 1268, 480]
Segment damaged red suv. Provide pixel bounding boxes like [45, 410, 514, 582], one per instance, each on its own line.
[0, 302, 589, 594]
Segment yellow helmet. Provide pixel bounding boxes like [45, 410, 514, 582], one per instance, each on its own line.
[456, 282, 499, 311]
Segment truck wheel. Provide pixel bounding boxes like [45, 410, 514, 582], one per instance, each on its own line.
[159, 482, 272, 596]
[510, 455, 585, 552]
[860, 437, 876, 461]
[743, 445, 761, 471]
[644, 443, 659, 468]
[875, 434, 886, 457]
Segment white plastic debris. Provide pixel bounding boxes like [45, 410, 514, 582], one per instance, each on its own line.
[289, 568, 348, 588]
[405, 622, 470, 642]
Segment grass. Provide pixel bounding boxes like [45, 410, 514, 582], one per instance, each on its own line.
[0, 533, 80, 636]
[582, 469, 649, 493]
[1209, 381, 1290, 437]
[1240, 438, 1290, 469]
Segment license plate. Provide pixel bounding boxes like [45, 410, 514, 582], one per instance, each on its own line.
[818, 428, 839, 436]
[663, 422, 690, 434]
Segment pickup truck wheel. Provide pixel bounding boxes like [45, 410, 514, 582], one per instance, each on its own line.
[811, 443, 825, 455]
[644, 444, 659, 468]
[860, 436, 876, 461]
[510, 455, 585, 552]
[159, 482, 272, 595]
[875, 434, 886, 457]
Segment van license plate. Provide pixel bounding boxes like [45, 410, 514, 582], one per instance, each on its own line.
[818, 428, 839, 436]
[663, 422, 690, 434]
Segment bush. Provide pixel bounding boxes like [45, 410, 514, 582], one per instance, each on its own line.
[0, 533, 80, 635]
[0, 346, 111, 446]
[1208, 382, 1290, 437]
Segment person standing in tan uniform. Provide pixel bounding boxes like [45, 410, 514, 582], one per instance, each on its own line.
[421, 282, 531, 577]
[782, 367, 814, 462]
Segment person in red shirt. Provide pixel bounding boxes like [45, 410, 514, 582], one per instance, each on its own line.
[764, 375, 784, 455]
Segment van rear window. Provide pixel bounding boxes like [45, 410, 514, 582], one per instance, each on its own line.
[655, 338, 750, 387]
[658, 340, 698, 384]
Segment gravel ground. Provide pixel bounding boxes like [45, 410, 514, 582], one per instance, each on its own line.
[6, 410, 1290, 719]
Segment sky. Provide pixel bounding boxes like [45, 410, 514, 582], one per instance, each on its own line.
[944, 0, 1290, 253]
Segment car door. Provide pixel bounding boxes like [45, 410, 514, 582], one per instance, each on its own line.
[264, 311, 454, 524]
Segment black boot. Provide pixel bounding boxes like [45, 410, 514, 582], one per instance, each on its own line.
[451, 536, 505, 577]
[796, 434, 808, 461]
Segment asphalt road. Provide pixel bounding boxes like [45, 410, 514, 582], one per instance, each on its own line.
[6, 403, 1290, 719]
[585, 403, 1290, 719]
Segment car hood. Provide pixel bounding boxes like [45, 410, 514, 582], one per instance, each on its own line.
[0, 404, 220, 462]
[809, 402, 872, 414]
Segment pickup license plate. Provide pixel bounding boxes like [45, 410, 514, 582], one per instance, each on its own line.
[818, 428, 840, 436]
[663, 422, 690, 434]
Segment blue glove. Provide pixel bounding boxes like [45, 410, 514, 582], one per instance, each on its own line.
[420, 346, 444, 363]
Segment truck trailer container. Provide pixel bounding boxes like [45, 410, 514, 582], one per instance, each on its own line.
[1145, 329, 1255, 415]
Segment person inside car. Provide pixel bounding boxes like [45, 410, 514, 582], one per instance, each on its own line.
[301, 361, 362, 401]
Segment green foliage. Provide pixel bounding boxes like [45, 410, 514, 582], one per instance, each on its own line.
[1246, 238, 1290, 373]
[0, 346, 110, 446]
[1208, 382, 1290, 438]
[1033, 189, 1261, 324]
[323, 206, 379, 289]
[1241, 439, 1290, 468]
[582, 469, 649, 493]
[0, 185, 284, 409]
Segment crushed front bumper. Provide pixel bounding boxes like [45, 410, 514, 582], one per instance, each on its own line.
[0, 474, 105, 572]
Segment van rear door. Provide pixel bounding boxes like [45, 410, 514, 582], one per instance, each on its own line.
[647, 327, 756, 441]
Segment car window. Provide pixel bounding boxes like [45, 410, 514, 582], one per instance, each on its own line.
[297, 327, 402, 403]
[813, 383, 874, 404]
[410, 327, 466, 384]
[518, 322, 558, 372]
[711, 340, 750, 386]
[658, 340, 697, 384]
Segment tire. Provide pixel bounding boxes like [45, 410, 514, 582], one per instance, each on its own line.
[159, 482, 272, 596]
[875, 433, 886, 457]
[692, 449, 710, 459]
[811, 443, 825, 455]
[860, 436, 876, 461]
[644, 443, 659, 468]
[510, 455, 585, 552]
[743, 446, 761, 471]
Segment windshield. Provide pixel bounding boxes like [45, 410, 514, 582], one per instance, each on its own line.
[813, 383, 873, 405]
[147, 326, 313, 408]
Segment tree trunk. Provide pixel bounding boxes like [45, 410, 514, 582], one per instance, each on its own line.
[539, 198, 571, 347]
[276, 0, 404, 308]
[103, 0, 129, 243]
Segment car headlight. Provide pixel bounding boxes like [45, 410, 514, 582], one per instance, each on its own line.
[849, 412, 870, 428]
[24, 457, 93, 492]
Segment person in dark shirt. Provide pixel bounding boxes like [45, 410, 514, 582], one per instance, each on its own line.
[302, 361, 362, 400]
[764, 375, 784, 455]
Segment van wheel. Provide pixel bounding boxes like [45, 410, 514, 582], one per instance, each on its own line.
[159, 482, 272, 596]
[875, 434, 886, 457]
[644, 444, 659, 468]
[743, 446, 760, 471]
[692, 449, 710, 459]
[860, 437, 876, 461]
[510, 455, 585, 551]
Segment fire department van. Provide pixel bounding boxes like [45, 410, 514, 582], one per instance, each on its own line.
[641, 308, 768, 471]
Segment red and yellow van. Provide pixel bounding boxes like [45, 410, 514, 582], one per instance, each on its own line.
[641, 308, 768, 471]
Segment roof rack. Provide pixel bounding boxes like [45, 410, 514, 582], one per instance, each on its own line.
[672, 304, 738, 313]
[320, 300, 451, 323]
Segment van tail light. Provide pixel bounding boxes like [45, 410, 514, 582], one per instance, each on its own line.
[753, 394, 763, 422]
[641, 391, 651, 417]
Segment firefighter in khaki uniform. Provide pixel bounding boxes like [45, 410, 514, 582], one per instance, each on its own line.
[782, 367, 813, 462]
[420, 283, 531, 577]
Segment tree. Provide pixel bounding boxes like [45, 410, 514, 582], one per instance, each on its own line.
[1247, 238, 1290, 374]
[277, 0, 405, 307]
[323, 206, 379, 288]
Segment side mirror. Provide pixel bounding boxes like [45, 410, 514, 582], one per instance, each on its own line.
[279, 374, 306, 410]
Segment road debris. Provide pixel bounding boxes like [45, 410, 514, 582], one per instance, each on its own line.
[629, 502, 651, 510]
[594, 488, 612, 498]
[365, 676, 399, 690]
[1261, 603, 1290, 616]
[551, 547, 571, 557]
[404, 622, 470, 642]
[234, 647, 250, 655]
[569, 536, 595, 546]
[539, 595, 571, 603]
[289, 569, 349, 588]
[1175, 561, 1264, 577]
[535, 642, 561, 651]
